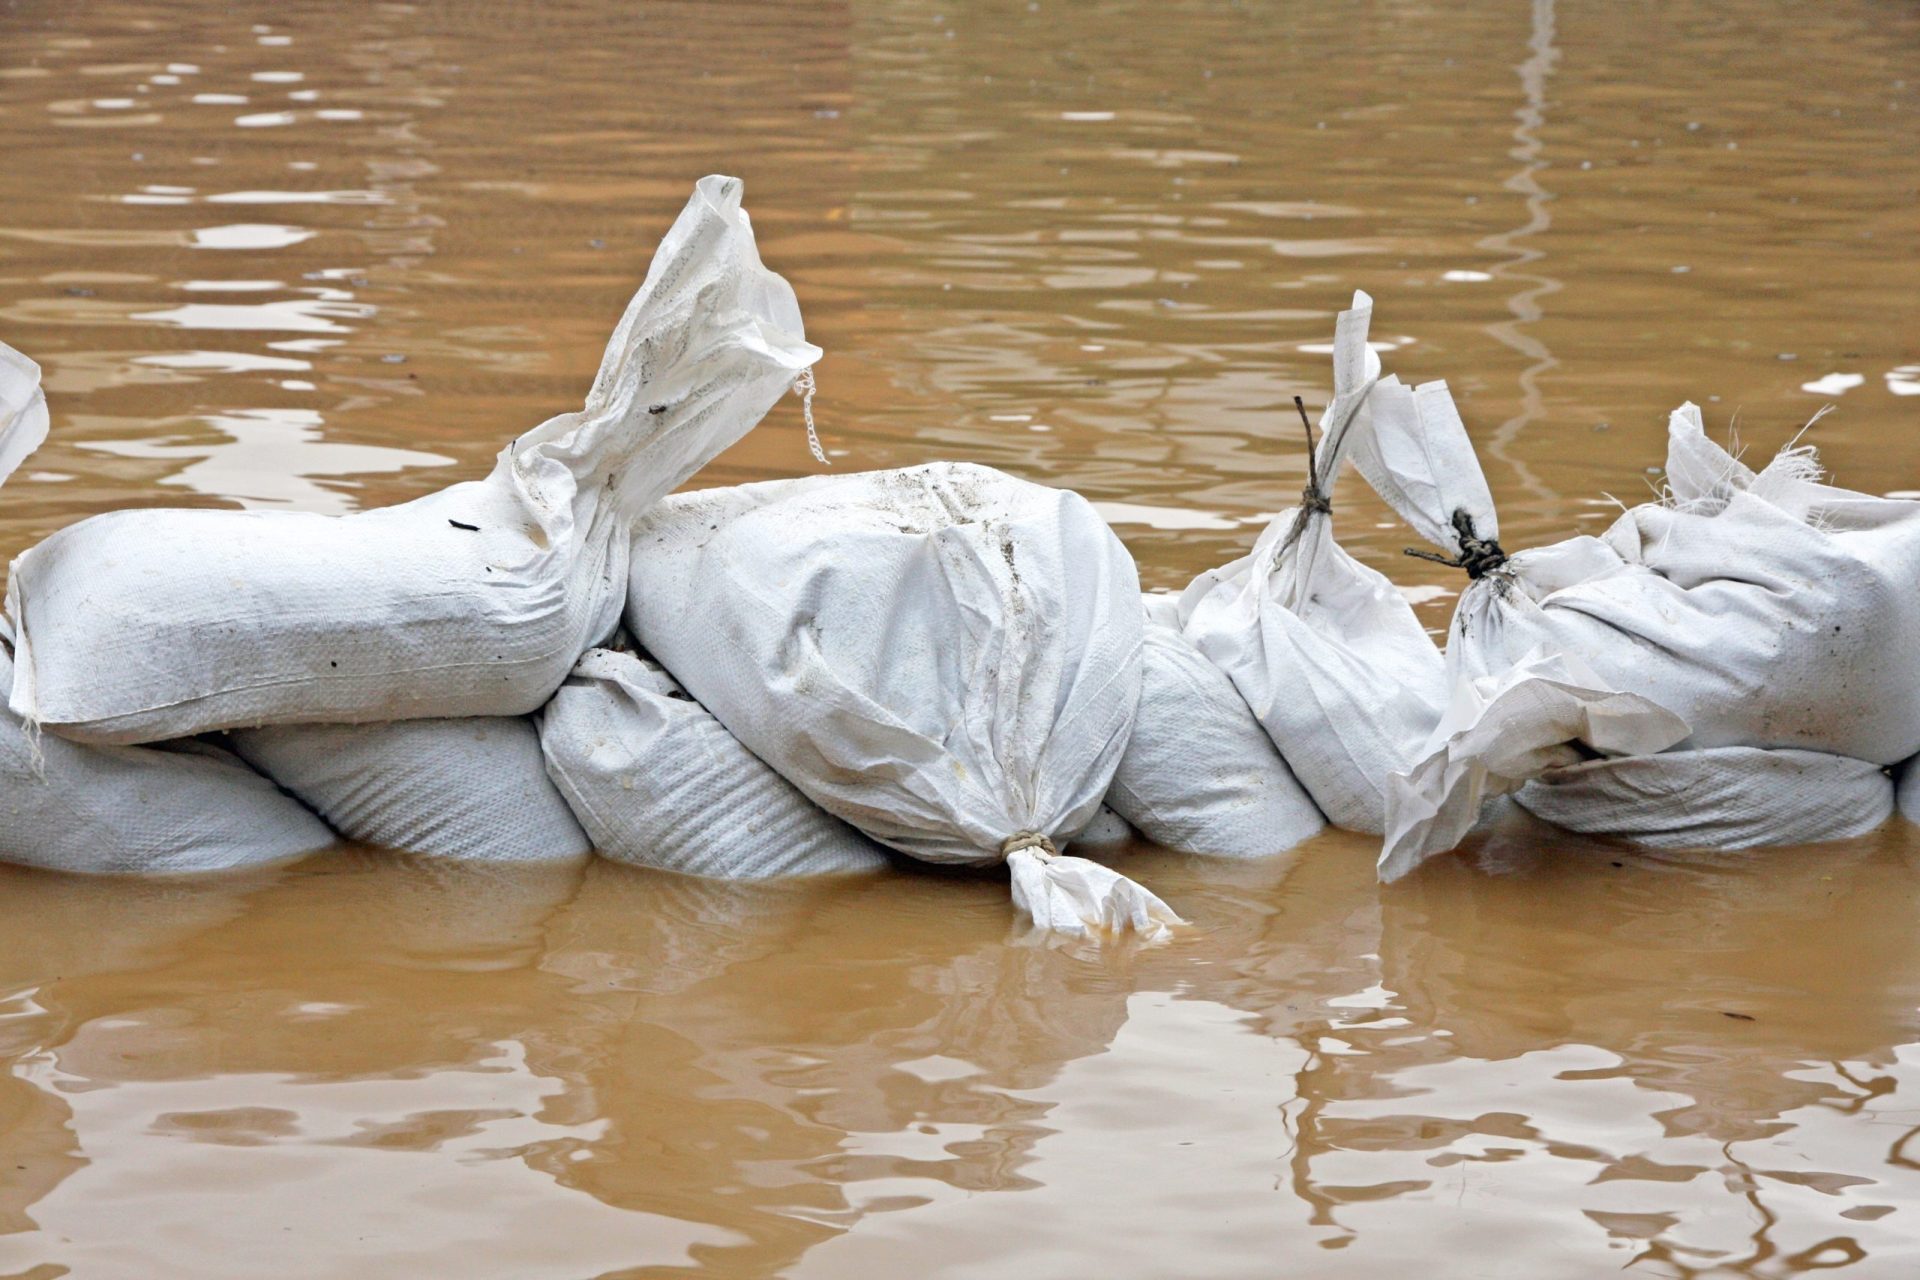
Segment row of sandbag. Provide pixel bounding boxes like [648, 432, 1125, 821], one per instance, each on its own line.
[2, 178, 1911, 934]
[0, 176, 1301, 941]
[1167, 290, 1919, 881]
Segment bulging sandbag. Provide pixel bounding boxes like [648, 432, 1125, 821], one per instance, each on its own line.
[1072, 805, 1136, 851]
[1106, 609, 1325, 858]
[1517, 747, 1893, 850]
[539, 646, 890, 877]
[1176, 292, 1447, 834]
[230, 716, 592, 863]
[1378, 395, 1920, 879]
[627, 461, 1179, 940]
[0, 634, 337, 874]
[7, 175, 819, 744]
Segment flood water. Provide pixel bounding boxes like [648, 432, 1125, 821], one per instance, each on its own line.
[2, 1, 1919, 1275]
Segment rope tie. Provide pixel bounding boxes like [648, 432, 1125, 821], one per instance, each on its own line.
[1404, 509, 1509, 579]
[1273, 380, 1379, 560]
[1001, 830, 1059, 860]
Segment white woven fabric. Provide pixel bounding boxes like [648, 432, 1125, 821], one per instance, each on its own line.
[1376, 394, 1920, 877]
[1107, 613, 1325, 858]
[0, 639, 336, 874]
[231, 716, 591, 863]
[0, 341, 49, 490]
[627, 461, 1176, 940]
[1177, 292, 1446, 833]
[7, 176, 819, 744]
[539, 647, 890, 877]
[1072, 805, 1136, 851]
[1519, 747, 1892, 850]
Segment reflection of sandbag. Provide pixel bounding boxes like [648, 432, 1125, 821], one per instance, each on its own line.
[7, 176, 819, 744]
[1106, 614, 1324, 858]
[539, 648, 889, 877]
[629, 462, 1177, 939]
[1177, 293, 1446, 834]
[0, 641, 335, 875]
[231, 716, 591, 863]
[1519, 747, 1892, 850]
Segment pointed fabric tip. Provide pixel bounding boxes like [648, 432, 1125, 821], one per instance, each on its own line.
[1007, 847, 1182, 942]
[0, 341, 51, 492]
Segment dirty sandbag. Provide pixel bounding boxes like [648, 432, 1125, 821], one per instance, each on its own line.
[539, 646, 891, 877]
[1380, 648, 1689, 882]
[7, 175, 820, 745]
[230, 716, 591, 863]
[0, 631, 337, 874]
[627, 461, 1180, 941]
[1177, 291, 1447, 834]
[1106, 608, 1325, 858]
[1379, 397, 1920, 874]
[1517, 747, 1892, 851]
[1437, 405, 1920, 765]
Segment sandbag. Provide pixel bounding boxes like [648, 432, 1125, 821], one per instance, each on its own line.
[1073, 805, 1136, 851]
[1898, 757, 1920, 826]
[230, 716, 591, 862]
[1378, 395, 1920, 879]
[0, 634, 337, 874]
[7, 175, 819, 744]
[1176, 292, 1447, 833]
[539, 647, 890, 877]
[627, 461, 1178, 940]
[1106, 611, 1325, 858]
[1517, 747, 1892, 850]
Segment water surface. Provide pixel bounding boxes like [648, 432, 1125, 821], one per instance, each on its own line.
[2, 1, 1918, 1275]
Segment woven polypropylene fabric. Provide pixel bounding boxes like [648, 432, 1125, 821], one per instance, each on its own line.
[1107, 616, 1324, 858]
[232, 716, 591, 863]
[540, 648, 888, 878]
[1519, 747, 1892, 850]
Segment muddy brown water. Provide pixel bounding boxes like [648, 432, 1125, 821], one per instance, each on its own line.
[1, 1, 1918, 1276]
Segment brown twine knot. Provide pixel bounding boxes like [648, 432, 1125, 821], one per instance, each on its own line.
[1001, 830, 1059, 859]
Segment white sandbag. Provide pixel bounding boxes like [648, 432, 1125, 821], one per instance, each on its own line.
[7, 175, 819, 744]
[1443, 406, 1920, 764]
[0, 340, 50, 489]
[1071, 805, 1136, 851]
[1898, 757, 1920, 826]
[539, 647, 890, 877]
[1518, 747, 1892, 850]
[1377, 392, 1920, 875]
[230, 716, 591, 862]
[1177, 291, 1447, 833]
[1380, 649, 1692, 881]
[0, 636, 337, 875]
[1106, 612, 1325, 858]
[627, 461, 1179, 940]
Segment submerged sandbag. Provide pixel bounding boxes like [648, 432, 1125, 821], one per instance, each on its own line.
[1177, 292, 1447, 833]
[1517, 747, 1892, 850]
[627, 461, 1178, 939]
[1379, 397, 1920, 879]
[1106, 610, 1324, 858]
[539, 647, 890, 877]
[230, 716, 591, 862]
[0, 635, 337, 874]
[7, 175, 819, 744]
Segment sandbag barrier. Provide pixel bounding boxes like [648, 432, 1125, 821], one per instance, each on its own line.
[1, 202, 1913, 937]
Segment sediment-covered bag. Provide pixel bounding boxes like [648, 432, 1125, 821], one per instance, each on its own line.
[0, 632, 337, 874]
[627, 462, 1178, 939]
[230, 717, 591, 862]
[539, 647, 890, 877]
[7, 175, 819, 744]
[1176, 292, 1446, 834]
[1379, 400, 1920, 879]
[1517, 747, 1892, 850]
[1106, 609, 1325, 858]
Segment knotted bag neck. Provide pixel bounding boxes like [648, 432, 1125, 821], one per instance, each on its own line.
[1274, 377, 1381, 561]
[1404, 509, 1509, 579]
[1001, 830, 1059, 861]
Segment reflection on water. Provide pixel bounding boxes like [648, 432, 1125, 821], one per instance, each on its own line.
[1, 0, 1919, 1275]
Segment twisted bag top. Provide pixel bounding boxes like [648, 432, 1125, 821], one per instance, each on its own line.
[4, 175, 819, 744]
